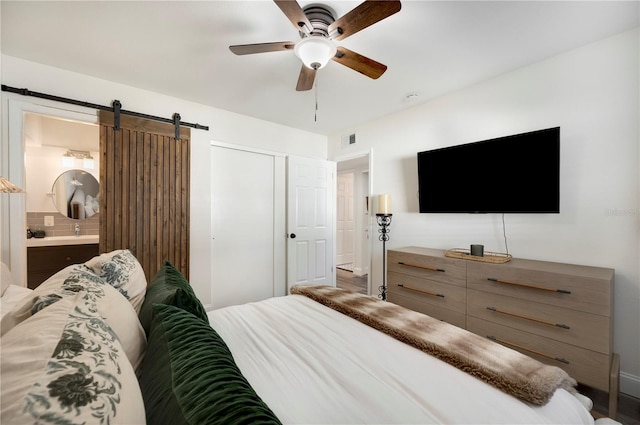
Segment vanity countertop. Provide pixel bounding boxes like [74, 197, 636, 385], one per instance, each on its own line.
[26, 235, 99, 247]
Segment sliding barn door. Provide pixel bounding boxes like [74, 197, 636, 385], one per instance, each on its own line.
[99, 111, 190, 281]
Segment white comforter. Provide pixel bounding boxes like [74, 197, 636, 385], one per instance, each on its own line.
[208, 294, 594, 425]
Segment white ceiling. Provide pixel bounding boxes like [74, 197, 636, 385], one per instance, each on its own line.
[2, 1, 638, 136]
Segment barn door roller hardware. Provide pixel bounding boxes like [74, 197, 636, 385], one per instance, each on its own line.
[173, 113, 181, 140]
[2, 85, 209, 138]
[113, 100, 122, 131]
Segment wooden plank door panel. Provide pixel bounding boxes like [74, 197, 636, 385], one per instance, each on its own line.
[99, 111, 190, 282]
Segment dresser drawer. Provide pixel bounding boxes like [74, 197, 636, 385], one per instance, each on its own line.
[467, 317, 610, 391]
[467, 261, 613, 316]
[388, 271, 466, 314]
[467, 289, 610, 354]
[388, 250, 466, 287]
[389, 291, 466, 328]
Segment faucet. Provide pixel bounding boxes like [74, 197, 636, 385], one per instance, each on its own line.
[75, 223, 80, 236]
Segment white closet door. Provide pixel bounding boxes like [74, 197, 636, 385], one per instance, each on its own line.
[210, 144, 285, 308]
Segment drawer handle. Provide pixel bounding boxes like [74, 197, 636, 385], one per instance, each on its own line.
[487, 335, 570, 364]
[397, 284, 445, 298]
[487, 277, 571, 294]
[398, 262, 445, 273]
[486, 306, 570, 329]
[65, 256, 72, 261]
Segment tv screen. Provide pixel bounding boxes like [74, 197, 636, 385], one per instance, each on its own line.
[417, 127, 560, 213]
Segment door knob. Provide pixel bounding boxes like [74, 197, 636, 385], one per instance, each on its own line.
[290, 233, 296, 239]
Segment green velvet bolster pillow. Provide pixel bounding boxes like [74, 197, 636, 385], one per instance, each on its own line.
[140, 304, 282, 425]
[139, 260, 208, 335]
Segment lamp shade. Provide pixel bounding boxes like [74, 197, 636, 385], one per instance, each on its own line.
[294, 36, 336, 70]
[83, 156, 95, 169]
[62, 152, 75, 167]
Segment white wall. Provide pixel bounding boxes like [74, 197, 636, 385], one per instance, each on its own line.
[1, 55, 327, 308]
[329, 29, 640, 397]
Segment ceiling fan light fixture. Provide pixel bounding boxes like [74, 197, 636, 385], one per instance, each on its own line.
[294, 36, 336, 70]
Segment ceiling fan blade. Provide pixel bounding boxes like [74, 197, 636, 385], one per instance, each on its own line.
[229, 42, 295, 55]
[332, 46, 387, 79]
[328, 0, 401, 41]
[274, 0, 313, 34]
[296, 65, 316, 91]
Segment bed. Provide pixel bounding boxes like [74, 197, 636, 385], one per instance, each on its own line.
[1, 262, 33, 318]
[207, 290, 593, 425]
[0, 253, 610, 425]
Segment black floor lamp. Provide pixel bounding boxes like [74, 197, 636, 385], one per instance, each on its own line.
[376, 194, 392, 301]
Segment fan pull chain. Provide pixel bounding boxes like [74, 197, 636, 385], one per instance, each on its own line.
[314, 73, 319, 122]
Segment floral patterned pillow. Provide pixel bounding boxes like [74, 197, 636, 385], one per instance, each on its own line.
[1, 291, 145, 424]
[85, 249, 147, 313]
[0, 264, 146, 374]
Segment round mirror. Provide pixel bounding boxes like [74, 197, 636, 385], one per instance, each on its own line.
[51, 170, 99, 220]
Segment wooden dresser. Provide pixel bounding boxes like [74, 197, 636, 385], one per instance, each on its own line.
[387, 246, 619, 417]
[388, 248, 467, 328]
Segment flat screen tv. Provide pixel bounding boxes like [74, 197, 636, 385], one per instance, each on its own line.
[417, 127, 560, 213]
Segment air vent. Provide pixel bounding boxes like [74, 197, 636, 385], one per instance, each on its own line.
[341, 133, 356, 147]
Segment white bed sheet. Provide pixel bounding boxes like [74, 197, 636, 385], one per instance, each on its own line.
[1, 285, 33, 319]
[208, 294, 594, 425]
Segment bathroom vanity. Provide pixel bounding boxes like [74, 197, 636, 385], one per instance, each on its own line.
[26, 235, 99, 289]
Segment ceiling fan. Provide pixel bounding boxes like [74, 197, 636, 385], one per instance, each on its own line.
[229, 0, 402, 91]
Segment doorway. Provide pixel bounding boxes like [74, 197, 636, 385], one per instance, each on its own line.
[24, 113, 100, 233]
[336, 171, 355, 268]
[335, 152, 371, 295]
[3, 99, 98, 286]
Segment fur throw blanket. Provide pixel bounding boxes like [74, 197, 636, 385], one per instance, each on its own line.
[291, 285, 576, 406]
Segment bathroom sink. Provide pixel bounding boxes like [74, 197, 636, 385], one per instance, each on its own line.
[26, 234, 99, 247]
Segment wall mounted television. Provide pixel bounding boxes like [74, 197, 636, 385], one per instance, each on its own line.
[417, 127, 560, 213]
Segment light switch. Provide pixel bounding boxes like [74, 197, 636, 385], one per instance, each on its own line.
[44, 215, 55, 227]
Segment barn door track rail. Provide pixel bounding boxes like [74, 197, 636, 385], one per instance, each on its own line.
[2, 84, 209, 140]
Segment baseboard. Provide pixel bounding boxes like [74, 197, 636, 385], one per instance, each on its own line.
[620, 371, 640, 398]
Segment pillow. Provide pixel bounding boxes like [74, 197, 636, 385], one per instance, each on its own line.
[1, 264, 81, 335]
[1, 292, 146, 425]
[138, 260, 207, 335]
[84, 203, 95, 218]
[85, 249, 147, 312]
[1, 262, 14, 296]
[140, 304, 281, 425]
[1, 264, 146, 373]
